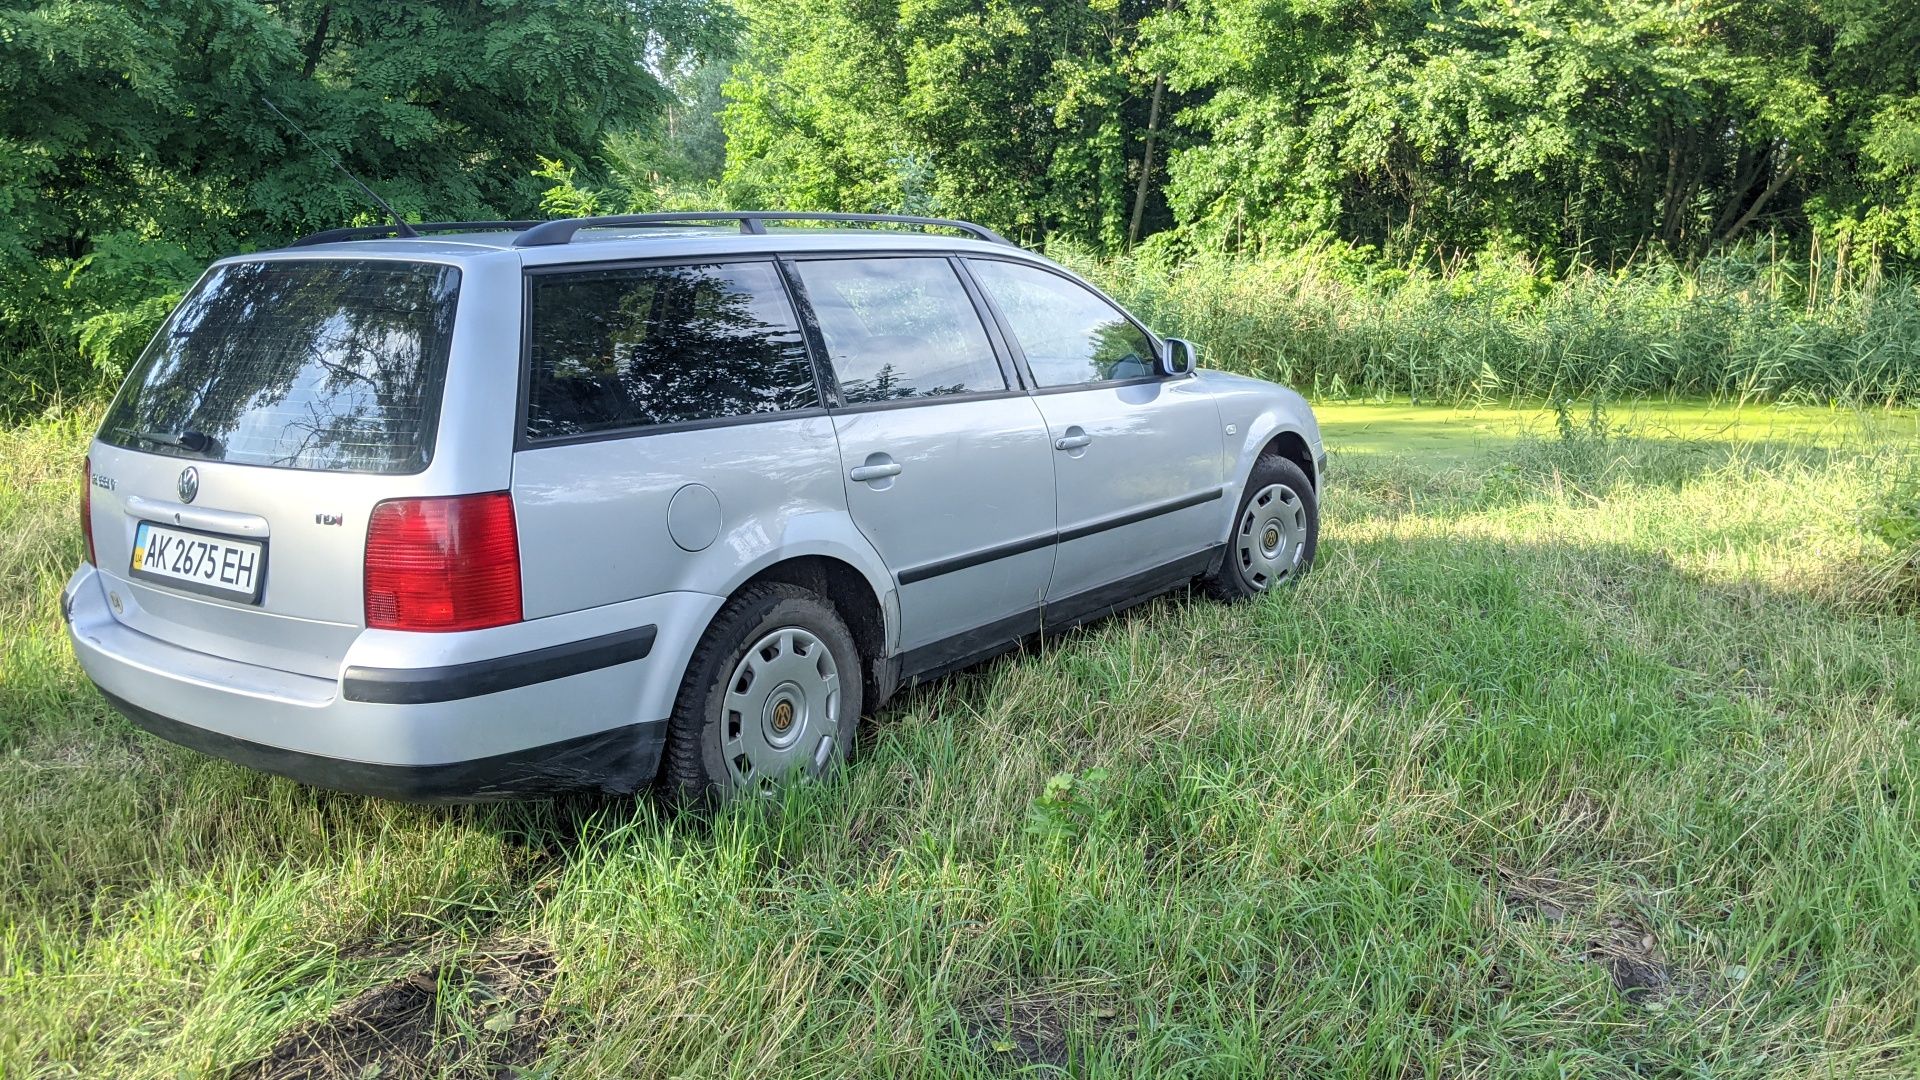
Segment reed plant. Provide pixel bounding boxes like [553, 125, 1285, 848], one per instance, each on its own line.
[1072, 245, 1920, 406]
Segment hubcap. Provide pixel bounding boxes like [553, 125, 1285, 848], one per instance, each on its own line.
[722, 626, 841, 791]
[1235, 483, 1308, 591]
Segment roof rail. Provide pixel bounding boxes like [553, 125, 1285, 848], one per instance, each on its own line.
[510, 211, 1013, 248]
[287, 221, 542, 248]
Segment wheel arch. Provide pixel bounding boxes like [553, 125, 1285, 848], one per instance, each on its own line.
[1259, 429, 1318, 490]
[724, 553, 896, 709]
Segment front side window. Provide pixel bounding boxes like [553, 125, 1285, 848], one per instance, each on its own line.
[526, 261, 816, 440]
[792, 257, 1005, 403]
[968, 260, 1158, 388]
[99, 259, 461, 473]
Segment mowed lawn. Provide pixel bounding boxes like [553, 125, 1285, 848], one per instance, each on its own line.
[2, 403, 1917, 1078]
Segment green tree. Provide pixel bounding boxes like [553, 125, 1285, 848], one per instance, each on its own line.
[0, 0, 733, 411]
[1146, 0, 1918, 263]
[721, 0, 1173, 246]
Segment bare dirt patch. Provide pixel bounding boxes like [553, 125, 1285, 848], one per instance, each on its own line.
[1497, 865, 1678, 1004]
[236, 941, 558, 1080]
[1584, 915, 1670, 1001]
[961, 982, 1127, 1071]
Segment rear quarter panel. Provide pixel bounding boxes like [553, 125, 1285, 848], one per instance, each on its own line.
[510, 419, 896, 639]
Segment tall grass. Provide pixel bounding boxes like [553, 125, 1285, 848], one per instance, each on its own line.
[1072, 246, 1920, 406]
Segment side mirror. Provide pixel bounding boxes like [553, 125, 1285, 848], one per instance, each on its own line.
[1160, 337, 1198, 376]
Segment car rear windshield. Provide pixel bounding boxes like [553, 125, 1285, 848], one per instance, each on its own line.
[99, 259, 462, 473]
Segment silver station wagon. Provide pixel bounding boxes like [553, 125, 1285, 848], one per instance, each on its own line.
[64, 212, 1324, 802]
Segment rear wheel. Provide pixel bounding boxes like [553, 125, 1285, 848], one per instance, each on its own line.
[664, 583, 863, 804]
[1202, 456, 1318, 600]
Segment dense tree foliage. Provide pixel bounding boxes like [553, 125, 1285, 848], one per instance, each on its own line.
[720, 0, 1170, 247]
[0, 0, 733, 408]
[725, 0, 1920, 262]
[1151, 0, 1920, 260]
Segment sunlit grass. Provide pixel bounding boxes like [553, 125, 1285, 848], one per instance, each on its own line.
[1318, 398, 1920, 460]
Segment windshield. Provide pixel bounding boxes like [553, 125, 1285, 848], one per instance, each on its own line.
[99, 259, 462, 474]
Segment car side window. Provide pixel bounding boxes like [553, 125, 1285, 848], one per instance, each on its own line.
[525, 261, 816, 440]
[792, 257, 1005, 404]
[967, 260, 1158, 388]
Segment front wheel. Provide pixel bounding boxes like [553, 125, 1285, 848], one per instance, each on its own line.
[1202, 456, 1319, 601]
[664, 583, 864, 804]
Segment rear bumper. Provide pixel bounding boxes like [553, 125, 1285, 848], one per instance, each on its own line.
[63, 565, 717, 801]
[99, 689, 664, 802]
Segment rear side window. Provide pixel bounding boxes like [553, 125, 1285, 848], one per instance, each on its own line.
[791, 257, 1005, 403]
[525, 261, 816, 440]
[967, 260, 1158, 387]
[100, 260, 461, 473]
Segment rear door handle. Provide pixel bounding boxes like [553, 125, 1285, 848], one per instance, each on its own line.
[849, 463, 903, 482]
[1054, 433, 1092, 451]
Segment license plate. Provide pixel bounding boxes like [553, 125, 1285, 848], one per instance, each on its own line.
[130, 522, 266, 603]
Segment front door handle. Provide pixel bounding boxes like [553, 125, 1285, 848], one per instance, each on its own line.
[1054, 433, 1092, 451]
[849, 462, 903, 482]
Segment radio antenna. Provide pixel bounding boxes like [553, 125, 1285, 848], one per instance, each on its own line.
[263, 97, 419, 238]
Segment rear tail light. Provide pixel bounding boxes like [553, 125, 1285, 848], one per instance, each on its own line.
[81, 455, 96, 566]
[364, 492, 522, 632]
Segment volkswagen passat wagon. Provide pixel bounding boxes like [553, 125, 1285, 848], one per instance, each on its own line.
[64, 212, 1324, 802]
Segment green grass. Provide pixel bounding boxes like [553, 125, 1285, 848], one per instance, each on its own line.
[1318, 399, 1920, 461]
[3, 404, 1918, 1077]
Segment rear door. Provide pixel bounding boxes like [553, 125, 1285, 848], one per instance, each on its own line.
[787, 255, 1056, 661]
[965, 258, 1225, 619]
[86, 256, 482, 678]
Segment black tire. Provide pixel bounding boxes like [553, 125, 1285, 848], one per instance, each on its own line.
[663, 582, 864, 804]
[1201, 455, 1319, 601]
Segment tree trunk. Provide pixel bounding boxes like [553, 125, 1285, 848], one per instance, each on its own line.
[1127, 69, 1166, 249]
[301, 6, 332, 80]
[1712, 144, 1766, 236]
[1720, 155, 1799, 245]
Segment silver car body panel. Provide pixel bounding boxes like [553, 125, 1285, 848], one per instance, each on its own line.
[68, 226, 1324, 798]
[1199, 370, 1325, 491]
[1029, 376, 1227, 606]
[512, 416, 872, 619]
[82, 251, 523, 679]
[830, 394, 1057, 652]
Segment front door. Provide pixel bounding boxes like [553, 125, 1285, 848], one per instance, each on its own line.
[787, 255, 1057, 664]
[965, 258, 1225, 620]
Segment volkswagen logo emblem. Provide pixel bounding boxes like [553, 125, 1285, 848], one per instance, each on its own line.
[177, 466, 199, 504]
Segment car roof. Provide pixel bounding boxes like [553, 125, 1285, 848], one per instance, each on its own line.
[230, 221, 1044, 269]
[199, 221, 1158, 347]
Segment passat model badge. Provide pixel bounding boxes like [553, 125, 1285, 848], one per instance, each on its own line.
[177, 466, 199, 504]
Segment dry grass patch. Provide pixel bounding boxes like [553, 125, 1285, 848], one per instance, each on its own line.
[237, 942, 558, 1080]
